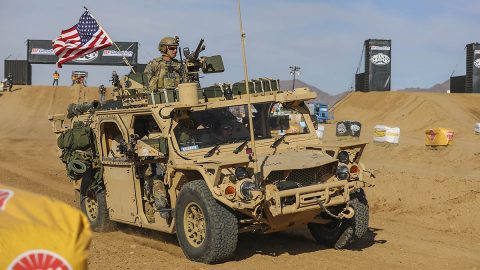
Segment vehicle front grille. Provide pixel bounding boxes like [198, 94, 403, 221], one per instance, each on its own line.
[263, 164, 335, 187]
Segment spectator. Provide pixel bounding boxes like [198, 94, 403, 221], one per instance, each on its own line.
[53, 71, 60, 86]
[6, 73, 13, 92]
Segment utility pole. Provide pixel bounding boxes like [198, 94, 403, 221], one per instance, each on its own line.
[289, 66, 301, 90]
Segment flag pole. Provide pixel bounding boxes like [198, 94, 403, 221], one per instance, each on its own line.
[84, 6, 136, 74]
[237, 0, 261, 187]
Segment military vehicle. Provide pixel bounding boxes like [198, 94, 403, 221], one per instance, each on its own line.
[48, 39, 373, 264]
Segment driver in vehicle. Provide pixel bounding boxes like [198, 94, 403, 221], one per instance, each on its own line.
[213, 123, 233, 144]
[176, 119, 197, 146]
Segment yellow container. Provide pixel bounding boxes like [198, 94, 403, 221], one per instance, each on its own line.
[0, 184, 91, 270]
[425, 128, 454, 146]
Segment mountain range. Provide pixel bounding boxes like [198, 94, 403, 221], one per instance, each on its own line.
[280, 79, 451, 105]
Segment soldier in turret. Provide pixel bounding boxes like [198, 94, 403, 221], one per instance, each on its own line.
[144, 36, 182, 92]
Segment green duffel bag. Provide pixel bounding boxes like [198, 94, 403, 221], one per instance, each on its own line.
[59, 122, 94, 151]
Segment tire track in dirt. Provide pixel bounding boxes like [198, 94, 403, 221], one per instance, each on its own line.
[2, 87, 480, 269]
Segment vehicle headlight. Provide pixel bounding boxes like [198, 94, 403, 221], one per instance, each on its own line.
[336, 165, 350, 180]
[239, 180, 256, 200]
[235, 167, 248, 180]
[338, 150, 349, 164]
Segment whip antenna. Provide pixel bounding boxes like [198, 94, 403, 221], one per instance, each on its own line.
[237, 0, 261, 186]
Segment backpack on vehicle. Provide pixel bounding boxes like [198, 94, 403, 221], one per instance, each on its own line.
[57, 121, 97, 180]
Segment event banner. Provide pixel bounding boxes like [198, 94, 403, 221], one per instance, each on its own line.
[365, 39, 391, 91]
[27, 40, 138, 65]
[471, 45, 480, 93]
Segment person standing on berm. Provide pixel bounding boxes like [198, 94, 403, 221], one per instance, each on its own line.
[53, 71, 60, 86]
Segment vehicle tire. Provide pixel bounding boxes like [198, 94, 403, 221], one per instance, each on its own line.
[175, 180, 238, 264]
[79, 171, 115, 232]
[308, 188, 369, 249]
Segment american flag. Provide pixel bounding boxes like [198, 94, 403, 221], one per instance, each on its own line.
[52, 10, 112, 67]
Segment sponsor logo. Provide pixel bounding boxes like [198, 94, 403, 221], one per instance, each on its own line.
[374, 130, 386, 137]
[446, 131, 454, 140]
[370, 53, 390, 65]
[7, 249, 72, 270]
[103, 50, 134, 57]
[72, 52, 98, 63]
[31, 48, 55, 55]
[337, 123, 347, 135]
[474, 58, 480, 68]
[427, 130, 436, 142]
[351, 124, 361, 132]
[370, 46, 391, 51]
[0, 189, 13, 211]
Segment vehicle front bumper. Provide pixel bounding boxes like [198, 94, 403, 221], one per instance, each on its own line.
[267, 180, 365, 216]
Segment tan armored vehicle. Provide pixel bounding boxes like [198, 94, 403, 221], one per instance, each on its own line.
[49, 41, 373, 264]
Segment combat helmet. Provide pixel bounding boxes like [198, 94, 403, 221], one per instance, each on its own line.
[159, 36, 179, 54]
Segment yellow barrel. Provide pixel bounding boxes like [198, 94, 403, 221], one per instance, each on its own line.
[425, 128, 454, 146]
[0, 184, 91, 270]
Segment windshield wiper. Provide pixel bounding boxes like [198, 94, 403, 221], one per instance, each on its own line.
[204, 144, 220, 158]
[233, 139, 249, 154]
[270, 134, 287, 148]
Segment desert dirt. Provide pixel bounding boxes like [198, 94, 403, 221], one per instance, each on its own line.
[0, 86, 479, 269]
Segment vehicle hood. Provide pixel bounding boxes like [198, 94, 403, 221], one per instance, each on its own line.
[256, 149, 337, 177]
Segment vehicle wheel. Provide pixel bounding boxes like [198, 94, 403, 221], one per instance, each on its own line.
[175, 180, 238, 264]
[79, 172, 115, 232]
[308, 188, 369, 249]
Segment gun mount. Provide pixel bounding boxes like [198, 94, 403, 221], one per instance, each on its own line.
[181, 39, 225, 83]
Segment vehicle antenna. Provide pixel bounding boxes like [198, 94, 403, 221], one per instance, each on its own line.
[289, 66, 301, 90]
[84, 6, 136, 74]
[237, 0, 261, 187]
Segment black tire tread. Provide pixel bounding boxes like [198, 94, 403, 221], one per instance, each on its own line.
[308, 188, 369, 249]
[79, 172, 115, 232]
[176, 180, 238, 264]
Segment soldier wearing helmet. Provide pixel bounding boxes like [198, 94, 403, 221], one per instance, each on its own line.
[144, 36, 182, 91]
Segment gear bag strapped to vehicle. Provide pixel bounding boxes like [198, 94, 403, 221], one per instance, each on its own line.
[57, 121, 97, 180]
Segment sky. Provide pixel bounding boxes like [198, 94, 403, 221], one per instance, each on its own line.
[1, 0, 479, 95]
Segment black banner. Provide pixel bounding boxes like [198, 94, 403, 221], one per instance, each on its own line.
[27, 39, 138, 66]
[365, 39, 391, 91]
[336, 121, 362, 137]
[472, 45, 480, 93]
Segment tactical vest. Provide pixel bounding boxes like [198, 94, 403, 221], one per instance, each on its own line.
[145, 58, 181, 90]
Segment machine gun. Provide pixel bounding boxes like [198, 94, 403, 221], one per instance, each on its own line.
[180, 39, 225, 83]
[117, 134, 140, 159]
[66, 101, 100, 119]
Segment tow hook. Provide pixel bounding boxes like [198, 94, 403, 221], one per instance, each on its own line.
[316, 198, 355, 220]
[341, 206, 355, 219]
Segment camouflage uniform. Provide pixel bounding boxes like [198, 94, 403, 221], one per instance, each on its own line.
[175, 119, 196, 146]
[144, 58, 182, 91]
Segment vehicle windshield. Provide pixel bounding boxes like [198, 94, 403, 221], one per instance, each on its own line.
[174, 102, 310, 152]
